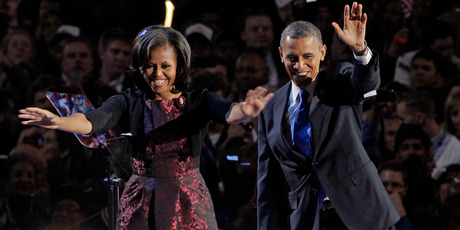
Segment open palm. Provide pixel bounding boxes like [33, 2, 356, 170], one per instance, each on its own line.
[332, 2, 367, 52]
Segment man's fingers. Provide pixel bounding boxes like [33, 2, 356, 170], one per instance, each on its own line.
[263, 92, 274, 103]
[351, 2, 359, 17]
[331, 22, 343, 37]
[247, 86, 270, 100]
[343, 4, 350, 22]
[362, 12, 367, 24]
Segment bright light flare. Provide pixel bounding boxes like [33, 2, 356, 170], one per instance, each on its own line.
[164, 1, 175, 27]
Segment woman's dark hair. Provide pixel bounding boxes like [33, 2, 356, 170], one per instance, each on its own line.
[130, 25, 191, 94]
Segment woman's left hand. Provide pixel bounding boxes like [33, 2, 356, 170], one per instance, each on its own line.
[240, 86, 274, 118]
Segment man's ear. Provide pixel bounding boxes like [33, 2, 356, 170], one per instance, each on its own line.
[320, 44, 327, 61]
[414, 112, 425, 124]
[279, 47, 284, 63]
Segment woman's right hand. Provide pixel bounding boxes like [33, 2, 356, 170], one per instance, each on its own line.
[18, 107, 61, 129]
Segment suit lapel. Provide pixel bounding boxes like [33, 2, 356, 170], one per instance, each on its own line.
[310, 95, 333, 159]
[273, 84, 288, 139]
[271, 83, 307, 159]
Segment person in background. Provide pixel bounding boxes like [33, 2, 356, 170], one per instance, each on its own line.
[392, 123, 438, 230]
[380, 115, 403, 162]
[0, 29, 36, 108]
[240, 8, 287, 90]
[45, 197, 85, 230]
[444, 92, 460, 139]
[57, 36, 96, 99]
[3, 29, 36, 70]
[396, 90, 460, 179]
[378, 162, 413, 230]
[91, 27, 133, 106]
[408, 49, 458, 123]
[230, 49, 272, 103]
[190, 55, 232, 96]
[0, 151, 50, 230]
[393, 20, 460, 88]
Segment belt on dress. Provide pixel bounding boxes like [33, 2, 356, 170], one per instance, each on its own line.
[131, 155, 200, 178]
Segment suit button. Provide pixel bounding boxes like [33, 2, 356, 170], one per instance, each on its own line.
[312, 161, 318, 167]
[310, 188, 318, 195]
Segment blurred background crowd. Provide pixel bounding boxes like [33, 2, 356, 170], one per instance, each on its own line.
[1, 0, 460, 229]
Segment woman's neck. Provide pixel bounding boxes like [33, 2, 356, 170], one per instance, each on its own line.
[147, 91, 181, 101]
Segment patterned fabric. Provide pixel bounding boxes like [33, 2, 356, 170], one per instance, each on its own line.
[117, 99, 217, 230]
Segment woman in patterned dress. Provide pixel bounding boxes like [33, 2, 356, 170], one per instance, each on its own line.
[18, 25, 273, 229]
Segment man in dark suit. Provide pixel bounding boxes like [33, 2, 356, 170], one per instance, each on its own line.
[257, 2, 400, 230]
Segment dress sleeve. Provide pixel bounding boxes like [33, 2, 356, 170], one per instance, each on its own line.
[84, 93, 128, 133]
[204, 91, 232, 124]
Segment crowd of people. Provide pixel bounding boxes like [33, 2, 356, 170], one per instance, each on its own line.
[1, 0, 460, 229]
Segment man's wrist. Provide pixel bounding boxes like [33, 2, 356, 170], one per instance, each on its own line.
[354, 40, 368, 56]
[353, 47, 372, 65]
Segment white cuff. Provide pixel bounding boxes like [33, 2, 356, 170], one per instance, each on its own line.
[353, 48, 373, 65]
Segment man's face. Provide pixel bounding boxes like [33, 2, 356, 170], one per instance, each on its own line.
[379, 169, 407, 199]
[61, 41, 94, 81]
[279, 35, 326, 89]
[383, 0, 403, 25]
[204, 64, 228, 84]
[241, 15, 274, 49]
[214, 40, 239, 63]
[99, 40, 132, 77]
[235, 53, 269, 93]
[6, 33, 34, 65]
[384, 118, 402, 152]
[51, 199, 84, 228]
[396, 101, 417, 124]
[9, 160, 36, 196]
[397, 138, 426, 161]
[431, 36, 455, 59]
[450, 104, 460, 135]
[410, 58, 437, 88]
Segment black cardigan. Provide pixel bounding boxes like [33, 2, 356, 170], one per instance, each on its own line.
[84, 88, 232, 160]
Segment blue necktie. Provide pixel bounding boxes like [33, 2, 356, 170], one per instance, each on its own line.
[293, 90, 312, 158]
[293, 90, 326, 210]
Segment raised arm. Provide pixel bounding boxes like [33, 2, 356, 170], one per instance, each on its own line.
[331, 2, 368, 56]
[226, 86, 274, 124]
[18, 107, 93, 135]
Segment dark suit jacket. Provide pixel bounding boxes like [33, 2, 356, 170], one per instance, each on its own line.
[257, 52, 400, 230]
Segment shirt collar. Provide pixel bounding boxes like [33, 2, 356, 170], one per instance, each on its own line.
[290, 75, 318, 103]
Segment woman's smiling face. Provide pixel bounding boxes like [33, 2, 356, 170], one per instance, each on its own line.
[142, 44, 178, 100]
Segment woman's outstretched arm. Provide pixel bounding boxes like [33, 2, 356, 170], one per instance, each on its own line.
[18, 107, 93, 135]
